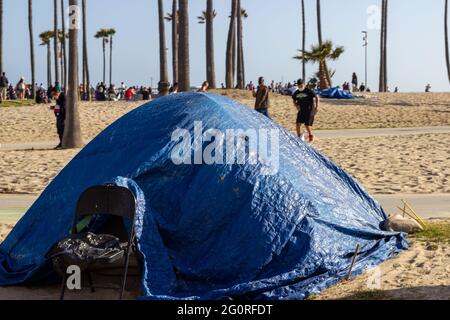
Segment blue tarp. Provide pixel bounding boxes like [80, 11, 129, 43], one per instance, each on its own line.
[318, 88, 354, 99]
[0, 93, 407, 300]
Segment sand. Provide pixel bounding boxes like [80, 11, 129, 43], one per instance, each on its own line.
[0, 223, 13, 243]
[1, 92, 450, 145]
[1, 133, 449, 195]
[315, 239, 450, 300]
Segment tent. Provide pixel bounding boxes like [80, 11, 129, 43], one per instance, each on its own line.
[0, 93, 407, 300]
[318, 88, 354, 99]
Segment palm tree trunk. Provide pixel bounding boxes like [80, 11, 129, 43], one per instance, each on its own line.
[383, 0, 388, 91]
[379, 0, 386, 92]
[158, 0, 169, 83]
[28, 0, 35, 99]
[316, 0, 331, 86]
[301, 0, 306, 80]
[47, 43, 52, 88]
[318, 60, 329, 90]
[61, 0, 67, 92]
[236, 0, 244, 89]
[206, 0, 216, 88]
[171, 0, 178, 84]
[239, 21, 245, 87]
[63, 0, 83, 149]
[0, 0, 3, 74]
[59, 42, 64, 88]
[109, 35, 113, 86]
[446, 0, 450, 84]
[316, 0, 322, 45]
[102, 38, 106, 83]
[225, 0, 237, 89]
[82, 0, 90, 100]
[178, 0, 190, 91]
[54, 0, 60, 85]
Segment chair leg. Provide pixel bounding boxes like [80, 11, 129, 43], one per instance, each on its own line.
[87, 271, 96, 293]
[120, 250, 132, 300]
[59, 273, 68, 301]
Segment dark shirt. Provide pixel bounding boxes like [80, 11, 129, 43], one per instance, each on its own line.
[255, 85, 270, 109]
[292, 88, 317, 110]
[55, 94, 66, 122]
[0, 76, 8, 88]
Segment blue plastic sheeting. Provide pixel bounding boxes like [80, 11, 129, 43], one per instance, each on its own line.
[318, 88, 354, 99]
[0, 93, 407, 300]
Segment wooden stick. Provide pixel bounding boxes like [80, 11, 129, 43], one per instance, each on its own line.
[401, 200, 426, 228]
[396, 206, 419, 222]
[346, 244, 361, 280]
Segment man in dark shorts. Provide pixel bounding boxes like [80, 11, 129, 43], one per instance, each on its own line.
[292, 79, 320, 143]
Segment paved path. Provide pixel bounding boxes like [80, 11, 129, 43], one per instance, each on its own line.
[315, 126, 450, 140]
[1, 126, 450, 151]
[1, 193, 449, 223]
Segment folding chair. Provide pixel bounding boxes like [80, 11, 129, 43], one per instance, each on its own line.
[58, 185, 137, 300]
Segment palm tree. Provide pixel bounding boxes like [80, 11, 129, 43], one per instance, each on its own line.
[95, 28, 110, 83]
[446, 0, 450, 84]
[158, 0, 169, 83]
[60, 0, 67, 91]
[53, 0, 60, 85]
[236, 4, 248, 89]
[28, 0, 36, 99]
[107, 28, 116, 86]
[63, 0, 83, 149]
[165, 0, 178, 84]
[0, 0, 3, 74]
[225, 0, 238, 89]
[294, 41, 344, 90]
[198, 1, 217, 88]
[39, 31, 54, 87]
[301, 0, 306, 80]
[178, 0, 190, 91]
[379, 0, 388, 92]
[82, 0, 90, 100]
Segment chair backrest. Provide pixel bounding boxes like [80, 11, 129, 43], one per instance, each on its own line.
[73, 185, 136, 234]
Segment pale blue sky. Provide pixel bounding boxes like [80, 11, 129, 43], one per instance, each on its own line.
[3, 0, 450, 92]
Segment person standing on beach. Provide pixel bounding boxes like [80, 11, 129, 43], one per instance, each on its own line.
[352, 72, 358, 91]
[292, 79, 320, 143]
[0, 73, 9, 102]
[253, 77, 271, 118]
[53, 92, 66, 150]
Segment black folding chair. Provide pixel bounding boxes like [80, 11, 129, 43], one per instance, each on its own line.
[59, 185, 137, 300]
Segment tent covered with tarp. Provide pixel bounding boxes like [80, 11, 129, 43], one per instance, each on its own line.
[318, 88, 354, 99]
[0, 93, 407, 299]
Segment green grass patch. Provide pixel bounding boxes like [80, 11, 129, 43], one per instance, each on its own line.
[411, 221, 450, 243]
[0, 100, 36, 108]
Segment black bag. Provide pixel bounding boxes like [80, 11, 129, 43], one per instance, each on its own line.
[48, 232, 124, 276]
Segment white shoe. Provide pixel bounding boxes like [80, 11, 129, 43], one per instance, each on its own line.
[299, 133, 306, 142]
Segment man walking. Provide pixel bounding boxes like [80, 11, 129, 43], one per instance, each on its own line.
[292, 79, 320, 143]
[0, 73, 9, 102]
[253, 77, 271, 118]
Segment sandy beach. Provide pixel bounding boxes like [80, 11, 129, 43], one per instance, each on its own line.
[0, 92, 450, 145]
[1, 92, 449, 195]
